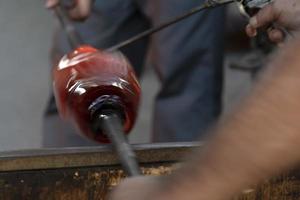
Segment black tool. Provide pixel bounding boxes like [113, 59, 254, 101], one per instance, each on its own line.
[106, 0, 235, 52]
[55, 0, 290, 52]
[94, 111, 141, 176]
[53, 5, 82, 49]
[55, 0, 234, 53]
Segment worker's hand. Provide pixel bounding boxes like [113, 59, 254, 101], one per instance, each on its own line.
[109, 176, 170, 200]
[45, 0, 92, 20]
[246, 0, 300, 43]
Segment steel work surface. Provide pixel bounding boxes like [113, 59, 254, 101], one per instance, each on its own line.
[0, 142, 299, 200]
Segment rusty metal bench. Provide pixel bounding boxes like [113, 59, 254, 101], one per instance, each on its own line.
[0, 142, 298, 200]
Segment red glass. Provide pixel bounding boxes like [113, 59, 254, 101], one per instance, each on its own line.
[53, 45, 141, 143]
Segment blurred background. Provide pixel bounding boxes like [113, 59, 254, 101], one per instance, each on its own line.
[0, 0, 253, 151]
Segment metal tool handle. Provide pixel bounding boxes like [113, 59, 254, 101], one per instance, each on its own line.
[106, 0, 235, 52]
[53, 5, 83, 49]
[98, 112, 141, 177]
[53, 0, 234, 51]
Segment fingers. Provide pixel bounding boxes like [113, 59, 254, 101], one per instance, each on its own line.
[246, 3, 280, 38]
[45, 0, 59, 8]
[246, 24, 257, 37]
[268, 28, 285, 43]
[250, 3, 280, 29]
[246, 25, 285, 44]
[69, 0, 91, 20]
[245, 2, 285, 44]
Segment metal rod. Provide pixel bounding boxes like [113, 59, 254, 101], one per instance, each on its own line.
[106, 0, 235, 52]
[53, 5, 83, 49]
[98, 112, 141, 177]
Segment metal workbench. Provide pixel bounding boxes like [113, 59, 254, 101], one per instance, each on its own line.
[0, 142, 299, 199]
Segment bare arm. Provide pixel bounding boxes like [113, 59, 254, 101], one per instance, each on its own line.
[110, 35, 300, 200]
[160, 37, 300, 200]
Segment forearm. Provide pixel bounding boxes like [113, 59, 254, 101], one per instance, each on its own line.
[160, 36, 300, 200]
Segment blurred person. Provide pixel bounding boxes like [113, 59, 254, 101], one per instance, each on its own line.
[108, 1, 300, 200]
[43, 0, 225, 147]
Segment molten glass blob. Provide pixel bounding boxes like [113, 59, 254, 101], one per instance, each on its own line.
[53, 45, 141, 143]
